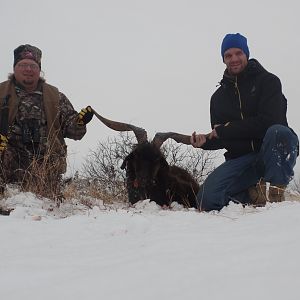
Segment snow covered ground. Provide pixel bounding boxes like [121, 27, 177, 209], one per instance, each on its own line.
[1, 189, 300, 300]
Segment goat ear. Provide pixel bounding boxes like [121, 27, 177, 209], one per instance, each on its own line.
[160, 157, 169, 169]
[121, 152, 134, 169]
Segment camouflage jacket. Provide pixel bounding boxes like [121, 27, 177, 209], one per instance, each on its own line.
[0, 79, 86, 172]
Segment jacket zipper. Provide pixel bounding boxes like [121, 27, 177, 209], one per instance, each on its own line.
[234, 77, 244, 120]
[234, 77, 255, 151]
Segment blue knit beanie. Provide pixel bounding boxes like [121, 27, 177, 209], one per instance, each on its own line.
[221, 33, 249, 61]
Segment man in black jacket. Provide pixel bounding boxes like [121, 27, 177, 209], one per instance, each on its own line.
[191, 33, 299, 211]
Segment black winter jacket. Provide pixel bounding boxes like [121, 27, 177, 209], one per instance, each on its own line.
[202, 59, 289, 160]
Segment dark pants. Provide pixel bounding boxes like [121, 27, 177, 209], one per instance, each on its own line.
[197, 125, 299, 211]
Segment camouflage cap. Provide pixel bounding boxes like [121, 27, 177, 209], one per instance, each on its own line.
[13, 44, 42, 68]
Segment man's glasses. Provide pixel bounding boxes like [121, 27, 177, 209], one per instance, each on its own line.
[16, 63, 40, 70]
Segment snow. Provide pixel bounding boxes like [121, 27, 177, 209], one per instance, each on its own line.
[1, 190, 300, 300]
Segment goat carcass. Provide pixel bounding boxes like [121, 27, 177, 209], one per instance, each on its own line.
[93, 109, 199, 208]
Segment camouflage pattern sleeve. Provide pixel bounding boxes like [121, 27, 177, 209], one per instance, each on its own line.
[58, 92, 87, 140]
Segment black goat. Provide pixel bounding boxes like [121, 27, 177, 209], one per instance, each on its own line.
[92, 110, 199, 208]
[121, 141, 199, 207]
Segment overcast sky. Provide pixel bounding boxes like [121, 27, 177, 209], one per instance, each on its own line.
[1, 0, 299, 177]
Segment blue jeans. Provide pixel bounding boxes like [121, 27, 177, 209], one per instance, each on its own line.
[196, 125, 299, 211]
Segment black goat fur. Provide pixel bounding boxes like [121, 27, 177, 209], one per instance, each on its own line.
[121, 142, 199, 208]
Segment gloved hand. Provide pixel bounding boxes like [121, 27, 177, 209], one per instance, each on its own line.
[0, 134, 8, 153]
[78, 106, 94, 125]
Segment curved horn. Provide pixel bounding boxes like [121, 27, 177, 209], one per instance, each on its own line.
[92, 108, 147, 144]
[152, 132, 192, 148]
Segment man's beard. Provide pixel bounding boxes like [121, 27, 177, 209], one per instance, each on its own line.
[22, 79, 34, 86]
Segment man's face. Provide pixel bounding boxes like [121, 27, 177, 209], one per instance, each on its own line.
[223, 48, 248, 75]
[14, 59, 40, 91]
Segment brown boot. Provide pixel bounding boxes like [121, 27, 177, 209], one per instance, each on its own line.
[269, 185, 286, 202]
[248, 180, 267, 207]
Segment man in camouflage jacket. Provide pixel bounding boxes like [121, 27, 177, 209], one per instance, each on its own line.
[0, 44, 93, 197]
